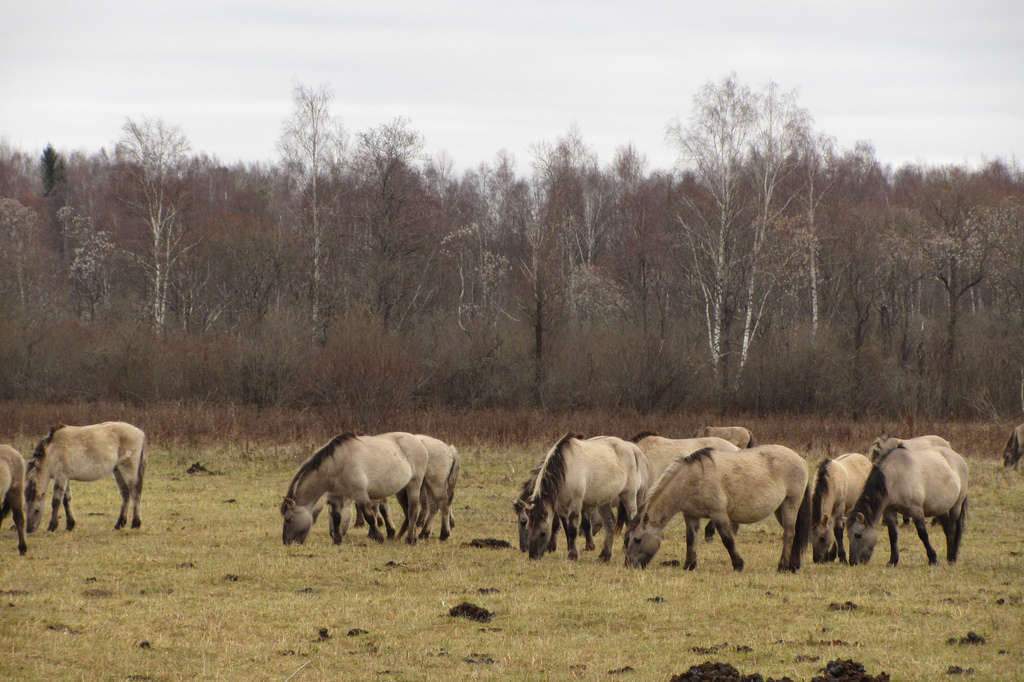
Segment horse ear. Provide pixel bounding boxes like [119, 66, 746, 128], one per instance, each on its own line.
[821, 513, 830, 527]
[853, 511, 866, 526]
[512, 499, 525, 513]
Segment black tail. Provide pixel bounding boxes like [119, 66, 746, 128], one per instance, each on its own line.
[136, 438, 147, 497]
[791, 483, 812, 570]
[950, 497, 967, 562]
[616, 500, 629, 533]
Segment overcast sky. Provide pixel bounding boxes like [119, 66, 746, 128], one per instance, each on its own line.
[2, 1, 1022, 174]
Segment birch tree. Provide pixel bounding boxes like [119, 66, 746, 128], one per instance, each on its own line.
[116, 117, 191, 332]
[278, 83, 344, 340]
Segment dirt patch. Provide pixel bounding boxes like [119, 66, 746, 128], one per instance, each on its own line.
[0, 589, 29, 596]
[464, 538, 512, 549]
[796, 655, 820, 663]
[223, 574, 240, 582]
[691, 642, 728, 655]
[669, 661, 793, 681]
[477, 587, 500, 594]
[811, 658, 890, 681]
[449, 602, 493, 623]
[829, 601, 858, 611]
[648, 596, 665, 603]
[46, 624, 80, 635]
[296, 587, 317, 594]
[947, 632, 985, 646]
[347, 628, 368, 637]
[316, 628, 330, 641]
[186, 462, 220, 475]
[137, 640, 151, 649]
[946, 666, 975, 675]
[608, 665, 634, 674]
[661, 559, 681, 567]
[464, 653, 495, 664]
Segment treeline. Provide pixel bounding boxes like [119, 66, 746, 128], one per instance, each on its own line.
[1, 76, 1023, 419]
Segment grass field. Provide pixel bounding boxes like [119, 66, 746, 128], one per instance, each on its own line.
[1, 422, 1023, 681]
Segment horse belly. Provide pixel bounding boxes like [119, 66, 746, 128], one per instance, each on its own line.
[63, 452, 117, 482]
[363, 461, 413, 499]
[726, 483, 786, 523]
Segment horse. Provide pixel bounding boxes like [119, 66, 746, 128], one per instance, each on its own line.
[867, 434, 951, 462]
[624, 445, 811, 572]
[514, 464, 604, 555]
[394, 434, 460, 541]
[0, 445, 28, 555]
[693, 425, 755, 449]
[280, 432, 427, 546]
[847, 446, 968, 567]
[631, 432, 740, 540]
[810, 453, 872, 563]
[24, 422, 146, 533]
[523, 434, 648, 561]
[1003, 423, 1024, 470]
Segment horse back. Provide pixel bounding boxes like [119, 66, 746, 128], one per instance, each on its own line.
[48, 422, 144, 480]
[832, 453, 872, 515]
[883, 447, 966, 515]
[0, 445, 22, 497]
[567, 437, 638, 507]
[345, 434, 419, 498]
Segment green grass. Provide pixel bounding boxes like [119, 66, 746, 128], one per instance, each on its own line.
[1, 440, 1022, 681]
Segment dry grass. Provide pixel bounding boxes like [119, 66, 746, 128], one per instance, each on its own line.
[1, 410, 1022, 680]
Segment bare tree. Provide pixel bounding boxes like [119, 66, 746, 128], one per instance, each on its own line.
[116, 117, 192, 332]
[0, 197, 42, 308]
[278, 83, 345, 340]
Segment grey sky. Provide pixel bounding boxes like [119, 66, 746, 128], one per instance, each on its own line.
[2, 0, 1022, 173]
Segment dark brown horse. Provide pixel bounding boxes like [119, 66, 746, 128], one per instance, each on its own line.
[1003, 423, 1024, 470]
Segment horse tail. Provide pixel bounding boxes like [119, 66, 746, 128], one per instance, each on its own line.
[950, 496, 967, 562]
[445, 448, 460, 527]
[616, 499, 628, 533]
[135, 434, 147, 497]
[792, 483, 812, 567]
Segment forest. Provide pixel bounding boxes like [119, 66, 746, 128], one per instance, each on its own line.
[2, 75, 1023, 420]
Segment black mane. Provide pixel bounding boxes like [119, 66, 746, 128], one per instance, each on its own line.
[811, 459, 831, 523]
[683, 447, 715, 466]
[852, 464, 888, 521]
[527, 433, 577, 523]
[518, 465, 542, 502]
[285, 432, 357, 502]
[630, 431, 658, 443]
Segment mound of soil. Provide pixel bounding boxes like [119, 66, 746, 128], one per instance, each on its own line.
[828, 601, 858, 611]
[465, 538, 512, 549]
[947, 632, 985, 646]
[669, 661, 793, 681]
[811, 658, 890, 681]
[449, 602, 493, 623]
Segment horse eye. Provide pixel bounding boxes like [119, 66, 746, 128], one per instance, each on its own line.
[854, 533, 861, 539]
[633, 537, 641, 544]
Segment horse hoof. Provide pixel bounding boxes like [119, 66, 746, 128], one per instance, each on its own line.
[131, 518, 141, 529]
[19, 545, 27, 555]
[598, 551, 611, 562]
[732, 561, 745, 572]
[684, 562, 697, 571]
[439, 531, 450, 541]
[66, 521, 76, 531]
[567, 550, 578, 561]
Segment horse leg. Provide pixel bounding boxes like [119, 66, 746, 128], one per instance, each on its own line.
[597, 504, 617, 562]
[884, 511, 900, 566]
[683, 516, 700, 570]
[112, 469, 131, 530]
[704, 520, 716, 542]
[12, 503, 27, 555]
[418, 492, 439, 540]
[437, 491, 452, 542]
[47, 480, 65, 532]
[328, 501, 344, 544]
[395, 491, 410, 539]
[835, 522, 848, 564]
[403, 483, 421, 545]
[548, 514, 560, 553]
[360, 503, 385, 543]
[713, 515, 744, 572]
[564, 508, 580, 561]
[581, 512, 595, 551]
[377, 500, 395, 539]
[62, 481, 76, 531]
[911, 515, 938, 565]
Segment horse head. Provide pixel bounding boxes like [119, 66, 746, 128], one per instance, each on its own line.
[811, 513, 835, 563]
[280, 497, 314, 545]
[623, 512, 661, 569]
[524, 497, 554, 560]
[847, 511, 878, 565]
[22, 456, 48, 533]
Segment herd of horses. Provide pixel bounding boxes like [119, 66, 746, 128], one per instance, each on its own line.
[1, 420, 1021, 571]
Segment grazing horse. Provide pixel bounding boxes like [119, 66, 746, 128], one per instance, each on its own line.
[624, 445, 811, 572]
[280, 432, 427, 546]
[394, 434, 460, 541]
[524, 434, 648, 562]
[848, 446, 967, 567]
[0, 445, 28, 555]
[514, 465, 603, 555]
[867, 434, 951, 462]
[24, 422, 146, 532]
[694, 425, 755, 449]
[810, 453, 872, 563]
[631, 432, 740, 541]
[1003, 423, 1024, 470]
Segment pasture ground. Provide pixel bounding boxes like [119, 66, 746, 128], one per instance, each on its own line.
[1, 419, 1023, 680]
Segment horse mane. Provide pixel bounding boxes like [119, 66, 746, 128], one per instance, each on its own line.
[630, 431, 658, 443]
[646, 447, 715, 509]
[283, 432, 357, 509]
[517, 465, 542, 501]
[811, 459, 831, 523]
[31, 424, 63, 462]
[852, 462, 888, 521]
[529, 433, 579, 509]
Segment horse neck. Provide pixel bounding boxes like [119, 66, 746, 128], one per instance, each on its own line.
[645, 467, 689, 529]
[854, 466, 890, 526]
[289, 459, 334, 508]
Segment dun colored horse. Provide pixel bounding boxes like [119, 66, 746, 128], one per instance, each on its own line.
[24, 422, 146, 532]
[624, 445, 810, 572]
[523, 434, 648, 561]
[0, 445, 28, 554]
[693, 426, 755, 448]
[395, 434, 460, 541]
[810, 453, 872, 563]
[1003, 423, 1024, 470]
[848, 446, 968, 566]
[631, 432, 740, 540]
[281, 432, 428, 545]
[867, 434, 950, 462]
